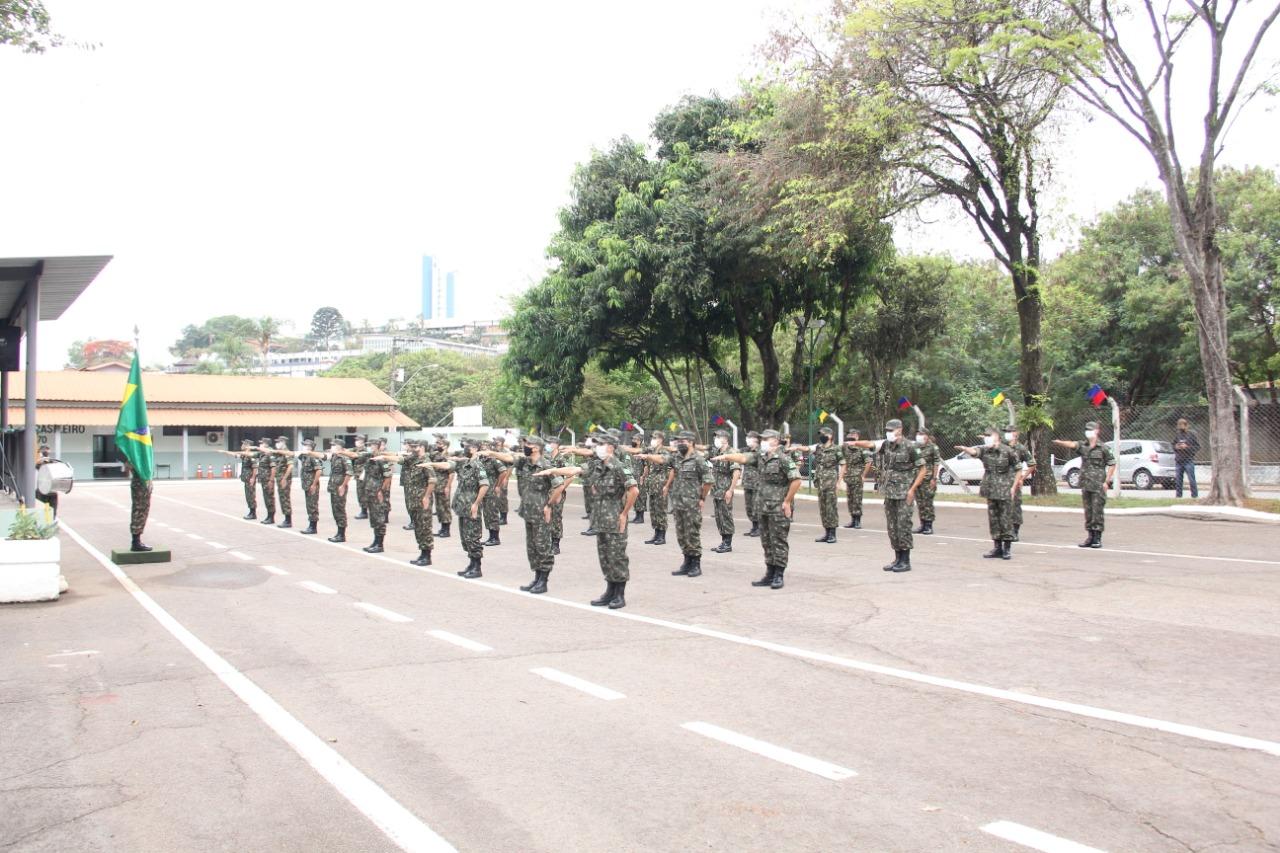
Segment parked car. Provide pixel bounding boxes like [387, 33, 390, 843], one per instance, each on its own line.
[1058, 439, 1176, 490]
[936, 452, 1038, 487]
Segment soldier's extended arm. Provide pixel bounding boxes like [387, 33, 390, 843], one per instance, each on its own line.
[1052, 439, 1080, 450]
[954, 444, 980, 457]
[712, 452, 750, 464]
[482, 450, 517, 464]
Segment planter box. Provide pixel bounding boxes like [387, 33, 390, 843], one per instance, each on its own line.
[0, 537, 62, 603]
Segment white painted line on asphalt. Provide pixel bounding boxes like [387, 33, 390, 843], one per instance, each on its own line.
[427, 630, 492, 652]
[353, 602, 414, 623]
[156, 494, 1280, 759]
[156, 522, 169, 527]
[682, 721, 856, 781]
[981, 821, 1106, 853]
[260, 565, 289, 576]
[531, 667, 625, 701]
[206, 541, 227, 549]
[229, 550, 253, 561]
[187, 533, 203, 540]
[47, 649, 100, 658]
[169, 527, 184, 533]
[57, 521, 458, 853]
[296, 581, 338, 595]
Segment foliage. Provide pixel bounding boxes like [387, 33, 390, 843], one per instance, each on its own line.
[7, 507, 57, 540]
[324, 349, 511, 429]
[171, 316, 257, 358]
[0, 0, 60, 52]
[308, 306, 346, 350]
[1218, 166, 1280, 398]
[65, 339, 134, 370]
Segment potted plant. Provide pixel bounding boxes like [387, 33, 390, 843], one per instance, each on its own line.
[0, 509, 63, 603]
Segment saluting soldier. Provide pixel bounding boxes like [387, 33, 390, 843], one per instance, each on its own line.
[629, 435, 647, 523]
[400, 439, 419, 531]
[563, 435, 601, 535]
[1054, 421, 1117, 548]
[256, 437, 278, 525]
[514, 436, 531, 518]
[810, 425, 842, 543]
[851, 419, 926, 572]
[270, 436, 295, 529]
[709, 429, 741, 553]
[492, 436, 560, 593]
[741, 431, 761, 537]
[714, 428, 802, 589]
[492, 435, 512, 524]
[326, 436, 353, 542]
[956, 426, 1026, 560]
[219, 439, 258, 519]
[406, 441, 435, 566]
[840, 429, 872, 529]
[544, 435, 570, 554]
[430, 433, 454, 538]
[350, 434, 372, 520]
[638, 430, 669, 545]
[913, 427, 941, 535]
[665, 430, 714, 578]
[426, 438, 489, 577]
[478, 441, 507, 546]
[361, 437, 394, 553]
[296, 438, 324, 534]
[1005, 426, 1034, 540]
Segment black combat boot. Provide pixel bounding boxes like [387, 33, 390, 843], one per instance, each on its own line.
[920, 521, 933, 535]
[815, 528, 836, 543]
[672, 555, 692, 576]
[883, 551, 903, 571]
[892, 550, 912, 572]
[752, 565, 776, 587]
[328, 527, 346, 543]
[852, 514, 862, 529]
[645, 529, 666, 545]
[243, 510, 257, 520]
[301, 522, 317, 535]
[581, 525, 596, 536]
[591, 581, 616, 606]
[1078, 530, 1096, 548]
[483, 529, 500, 546]
[913, 522, 926, 534]
[462, 557, 483, 579]
[1012, 524, 1020, 542]
[260, 514, 275, 525]
[983, 541, 1003, 559]
[410, 550, 431, 566]
[500, 511, 508, 525]
[607, 581, 626, 609]
[402, 521, 414, 530]
[1090, 532, 1103, 549]
[437, 522, 451, 538]
[277, 514, 292, 529]
[632, 509, 645, 524]
[1001, 540, 1012, 560]
[458, 556, 476, 577]
[354, 510, 368, 520]
[130, 535, 152, 553]
[363, 534, 384, 554]
[529, 570, 549, 593]
[686, 556, 702, 578]
[746, 521, 760, 537]
[843, 516, 857, 529]
[552, 539, 561, 555]
[770, 565, 785, 589]
[712, 535, 732, 553]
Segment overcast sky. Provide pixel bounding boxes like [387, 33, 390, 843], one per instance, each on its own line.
[2, 0, 1276, 369]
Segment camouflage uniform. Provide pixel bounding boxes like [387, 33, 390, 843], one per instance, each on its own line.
[238, 443, 257, 517]
[362, 447, 393, 548]
[515, 441, 531, 515]
[877, 426, 923, 571]
[546, 442, 568, 544]
[593, 451, 636, 583]
[810, 429, 842, 538]
[668, 433, 714, 575]
[256, 442, 277, 522]
[430, 439, 453, 532]
[298, 442, 323, 530]
[451, 451, 490, 568]
[517, 445, 560, 588]
[406, 447, 434, 560]
[741, 432, 761, 534]
[480, 451, 506, 541]
[1008, 438, 1033, 536]
[915, 438, 941, 531]
[710, 432, 741, 549]
[129, 469, 152, 536]
[977, 439, 1021, 552]
[399, 442, 416, 531]
[739, 432, 801, 589]
[841, 439, 870, 527]
[351, 442, 372, 519]
[581, 448, 599, 523]
[327, 441, 352, 537]
[1079, 440, 1115, 535]
[644, 445, 669, 541]
[494, 440, 511, 521]
[272, 439, 293, 524]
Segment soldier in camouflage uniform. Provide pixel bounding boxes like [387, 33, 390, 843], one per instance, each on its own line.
[514, 436, 531, 517]
[714, 428, 802, 589]
[479, 441, 507, 546]
[639, 431, 669, 545]
[219, 439, 258, 519]
[1054, 421, 1117, 549]
[852, 419, 926, 572]
[400, 439, 418, 531]
[270, 436, 295, 529]
[428, 439, 489, 577]
[579, 435, 599, 530]
[810, 425, 842, 543]
[351, 434, 371, 520]
[543, 435, 569, 553]
[406, 441, 435, 566]
[741, 431, 761, 537]
[1005, 426, 1034, 540]
[430, 434, 453, 538]
[956, 426, 1026, 559]
[841, 429, 872, 529]
[296, 438, 324, 534]
[493, 436, 560, 593]
[255, 438, 277, 525]
[628, 435, 647, 523]
[709, 429, 741, 553]
[664, 430, 714, 577]
[125, 460, 153, 552]
[326, 436, 352, 542]
[913, 428, 942, 535]
[361, 437, 394, 553]
[493, 435, 511, 524]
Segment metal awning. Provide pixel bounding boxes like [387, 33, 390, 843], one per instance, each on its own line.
[0, 256, 113, 322]
[5, 407, 419, 429]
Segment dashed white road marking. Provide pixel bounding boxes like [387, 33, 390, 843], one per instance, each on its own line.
[296, 581, 337, 595]
[682, 721, 856, 781]
[531, 667, 625, 701]
[426, 630, 492, 652]
[169, 526, 184, 533]
[58, 521, 457, 853]
[47, 650, 100, 658]
[229, 550, 253, 561]
[353, 602, 414, 623]
[981, 820, 1106, 853]
[186, 533, 203, 540]
[260, 565, 289, 576]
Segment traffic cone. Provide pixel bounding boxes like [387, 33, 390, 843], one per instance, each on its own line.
[196, 465, 203, 479]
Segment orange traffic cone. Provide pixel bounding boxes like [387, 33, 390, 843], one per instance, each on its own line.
[196, 464, 203, 479]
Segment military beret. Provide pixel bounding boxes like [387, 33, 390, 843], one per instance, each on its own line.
[1085, 420, 1100, 430]
[596, 433, 619, 445]
[525, 435, 545, 448]
[676, 430, 697, 441]
[759, 429, 780, 439]
[819, 426, 833, 436]
[886, 419, 903, 430]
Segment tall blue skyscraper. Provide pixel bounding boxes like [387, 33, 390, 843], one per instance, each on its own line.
[445, 271, 456, 319]
[421, 255, 435, 320]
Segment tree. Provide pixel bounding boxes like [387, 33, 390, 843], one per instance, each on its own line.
[308, 307, 345, 351]
[1218, 167, 1280, 401]
[1059, 0, 1280, 503]
[170, 315, 256, 358]
[214, 335, 253, 373]
[774, 0, 1085, 493]
[251, 317, 282, 374]
[1, 0, 61, 52]
[64, 339, 134, 369]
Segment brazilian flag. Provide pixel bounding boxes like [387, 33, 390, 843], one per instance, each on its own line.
[115, 353, 154, 481]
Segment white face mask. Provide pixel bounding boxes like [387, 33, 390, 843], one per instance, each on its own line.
[649, 438, 659, 448]
[765, 439, 779, 453]
[983, 436, 996, 448]
[885, 431, 897, 442]
[714, 438, 726, 449]
[1003, 432, 1015, 442]
[746, 438, 758, 448]
[594, 445, 608, 460]
[1085, 430, 1098, 441]
[915, 434, 926, 444]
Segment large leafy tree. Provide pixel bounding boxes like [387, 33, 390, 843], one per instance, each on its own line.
[308, 306, 346, 351]
[0, 0, 61, 52]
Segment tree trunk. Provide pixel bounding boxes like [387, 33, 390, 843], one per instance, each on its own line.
[1011, 264, 1057, 496]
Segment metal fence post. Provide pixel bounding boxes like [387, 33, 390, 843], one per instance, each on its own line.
[1234, 385, 1251, 494]
[828, 413, 844, 446]
[724, 419, 739, 451]
[1109, 397, 1122, 499]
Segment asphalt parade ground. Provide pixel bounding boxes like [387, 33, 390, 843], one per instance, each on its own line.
[3, 480, 1278, 852]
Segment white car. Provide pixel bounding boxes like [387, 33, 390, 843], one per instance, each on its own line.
[1058, 439, 1177, 490]
[937, 453, 985, 485]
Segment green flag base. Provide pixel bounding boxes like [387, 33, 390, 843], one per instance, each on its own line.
[111, 548, 172, 565]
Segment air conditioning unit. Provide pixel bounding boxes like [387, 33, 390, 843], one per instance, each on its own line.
[205, 431, 224, 445]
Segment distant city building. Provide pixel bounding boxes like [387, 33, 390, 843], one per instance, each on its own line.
[421, 255, 458, 324]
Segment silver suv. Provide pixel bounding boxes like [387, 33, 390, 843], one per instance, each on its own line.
[1059, 439, 1177, 490]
